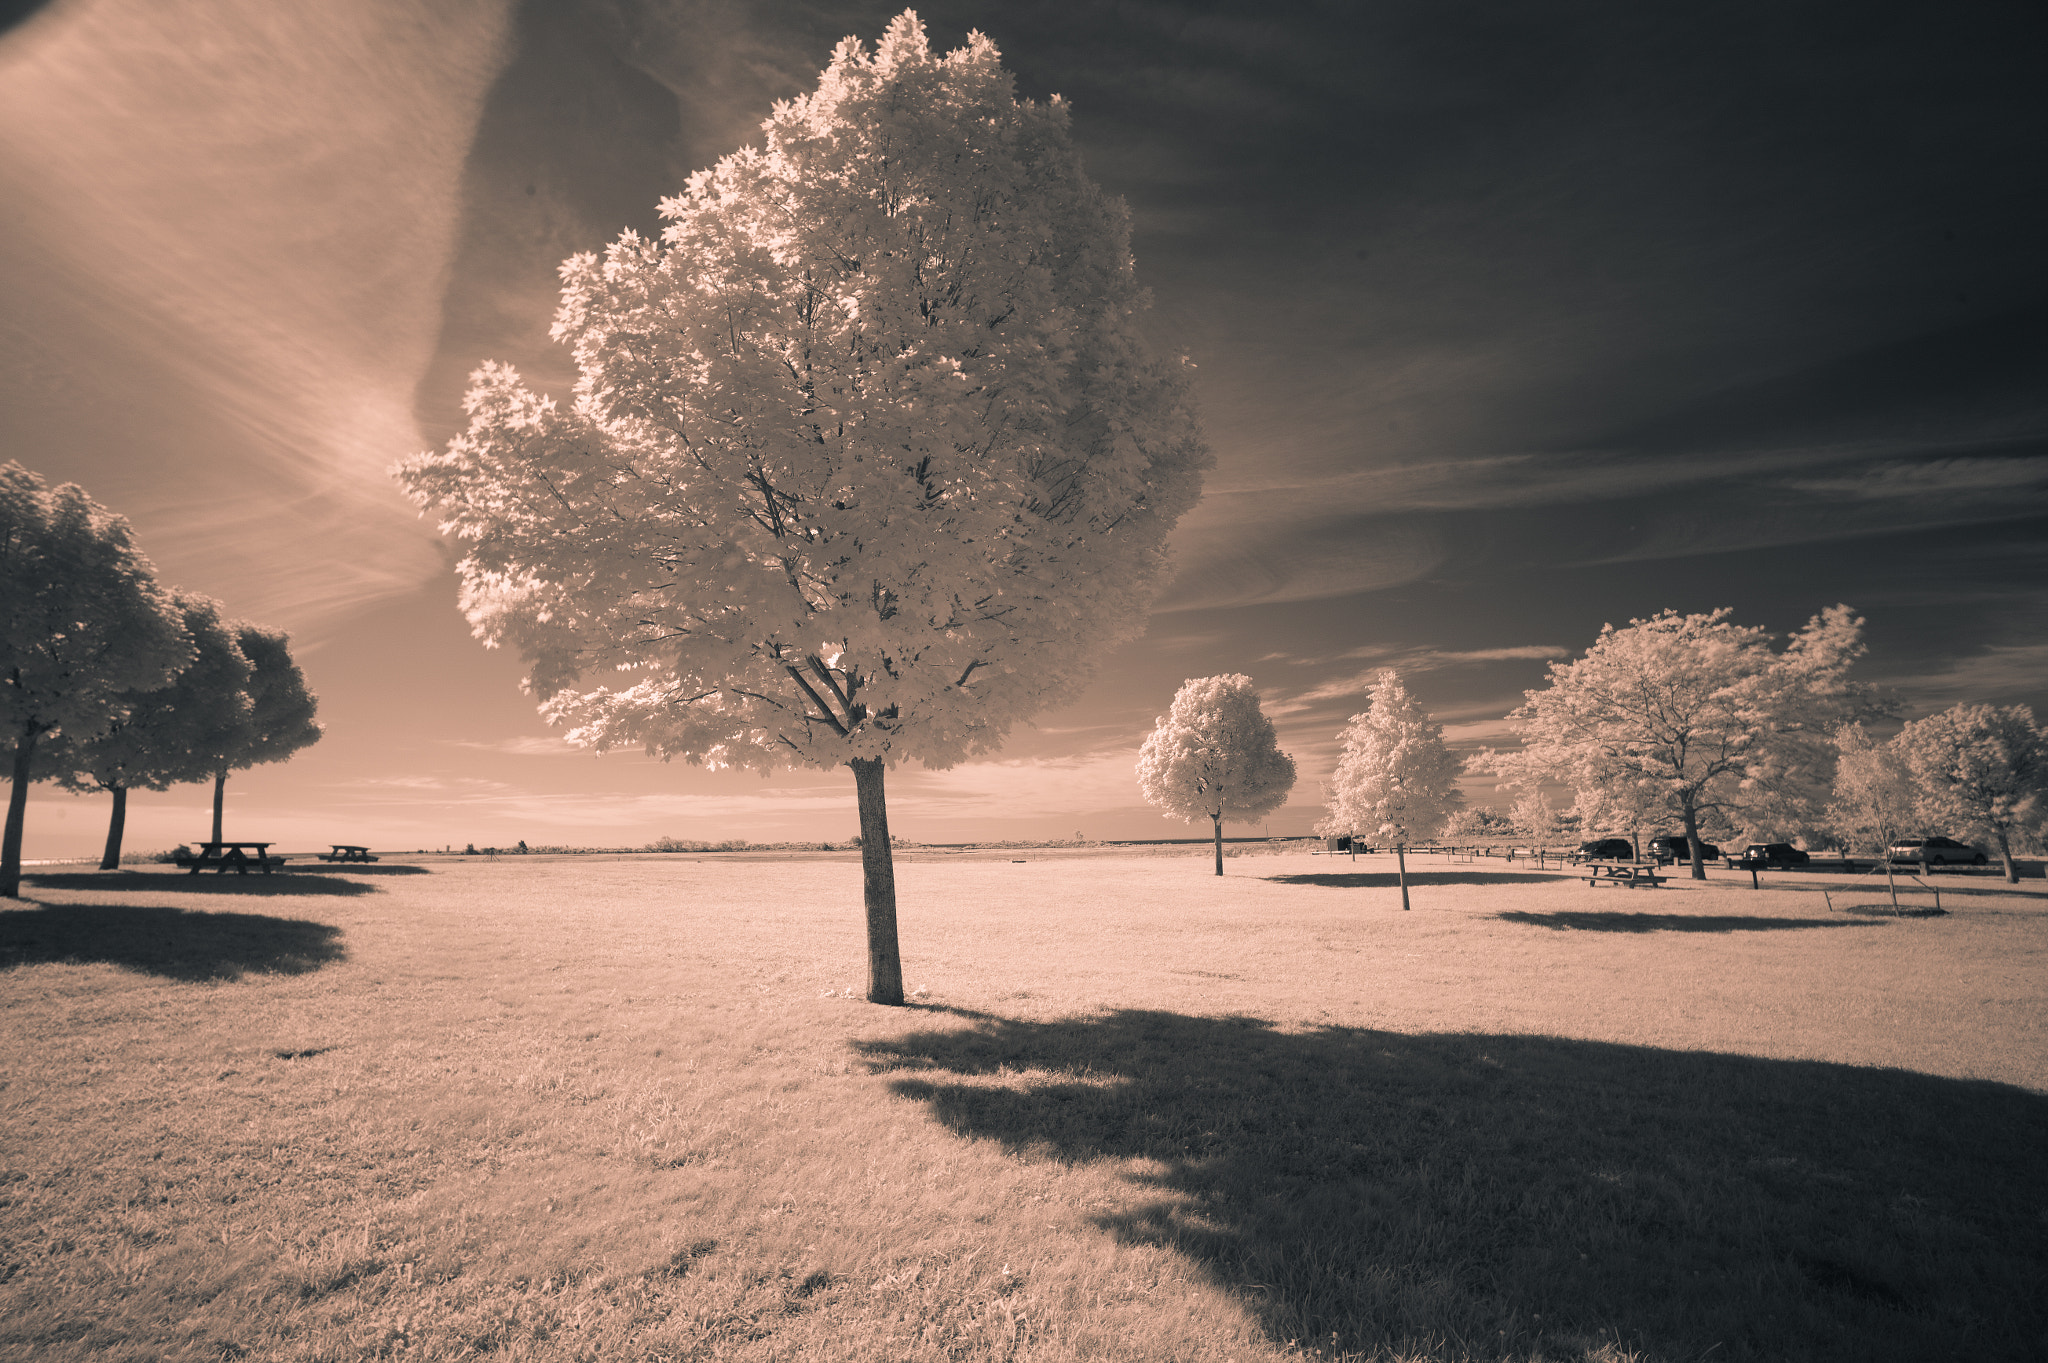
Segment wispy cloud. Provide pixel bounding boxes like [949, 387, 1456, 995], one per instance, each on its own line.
[442, 736, 605, 759]
[1262, 646, 1565, 715]
[0, 0, 515, 626]
[1783, 452, 2048, 501]
[1879, 641, 2048, 713]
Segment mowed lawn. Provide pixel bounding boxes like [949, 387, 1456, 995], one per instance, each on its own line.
[1, 850, 2043, 1363]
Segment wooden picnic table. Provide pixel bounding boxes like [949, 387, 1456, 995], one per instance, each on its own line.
[1583, 860, 1666, 889]
[177, 842, 280, 875]
[318, 845, 379, 863]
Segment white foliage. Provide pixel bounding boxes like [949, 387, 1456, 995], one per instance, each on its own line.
[1135, 674, 1295, 824]
[1480, 606, 1874, 842]
[1824, 722, 1917, 855]
[1895, 702, 2047, 878]
[395, 14, 1208, 775]
[1324, 670, 1463, 845]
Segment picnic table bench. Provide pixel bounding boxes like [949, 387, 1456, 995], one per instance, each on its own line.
[1583, 860, 1666, 889]
[318, 845, 379, 863]
[173, 842, 284, 875]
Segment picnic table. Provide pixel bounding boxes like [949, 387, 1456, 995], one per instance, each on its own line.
[1583, 860, 1666, 889]
[175, 842, 282, 875]
[318, 845, 379, 863]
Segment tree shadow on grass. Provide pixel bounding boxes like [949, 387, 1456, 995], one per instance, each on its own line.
[1499, 910, 1880, 933]
[286, 863, 432, 877]
[1266, 871, 1562, 889]
[0, 903, 345, 980]
[23, 870, 377, 897]
[859, 1010, 2046, 1363]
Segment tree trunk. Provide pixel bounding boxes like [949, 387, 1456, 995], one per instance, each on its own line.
[100, 786, 128, 870]
[1680, 805, 1706, 880]
[1882, 844, 1899, 911]
[211, 769, 227, 845]
[2, 729, 35, 899]
[1212, 813, 1223, 876]
[1397, 844, 1410, 911]
[1995, 827, 2017, 884]
[849, 757, 905, 1005]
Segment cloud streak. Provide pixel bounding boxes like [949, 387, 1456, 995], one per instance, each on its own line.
[0, 0, 515, 627]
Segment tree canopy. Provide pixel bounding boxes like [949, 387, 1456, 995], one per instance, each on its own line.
[1318, 670, 1462, 909]
[1481, 606, 1875, 879]
[1896, 702, 2045, 884]
[396, 13, 1207, 1001]
[1136, 674, 1295, 875]
[1, 462, 190, 897]
[205, 624, 321, 843]
[44, 592, 252, 868]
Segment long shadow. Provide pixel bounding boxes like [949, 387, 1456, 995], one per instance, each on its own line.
[859, 1012, 2045, 1363]
[1499, 910, 1879, 933]
[23, 870, 377, 897]
[1763, 878, 2044, 902]
[0, 903, 345, 980]
[1267, 870, 1561, 888]
[285, 863, 432, 877]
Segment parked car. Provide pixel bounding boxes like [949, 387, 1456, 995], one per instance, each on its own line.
[1742, 843, 1810, 867]
[1648, 834, 1720, 861]
[1574, 838, 1635, 861]
[1886, 837, 1987, 866]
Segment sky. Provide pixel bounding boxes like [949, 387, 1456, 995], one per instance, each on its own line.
[4, 0, 2046, 857]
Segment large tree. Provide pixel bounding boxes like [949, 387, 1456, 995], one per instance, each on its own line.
[1, 463, 190, 897]
[207, 624, 321, 845]
[1896, 703, 2046, 885]
[396, 15, 1207, 1003]
[45, 592, 253, 868]
[1320, 670, 1463, 910]
[1482, 607, 1874, 880]
[1137, 674, 1296, 875]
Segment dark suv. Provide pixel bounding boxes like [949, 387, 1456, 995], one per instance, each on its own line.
[1575, 838, 1635, 861]
[1742, 843, 1810, 867]
[1648, 834, 1720, 862]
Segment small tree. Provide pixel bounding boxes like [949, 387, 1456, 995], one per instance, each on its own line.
[1, 463, 190, 897]
[395, 15, 1208, 1003]
[1325, 670, 1464, 910]
[1481, 607, 1875, 880]
[208, 625, 321, 844]
[1510, 789, 1559, 846]
[45, 593, 252, 868]
[1136, 675, 1296, 875]
[1825, 722, 1918, 910]
[1897, 703, 2046, 885]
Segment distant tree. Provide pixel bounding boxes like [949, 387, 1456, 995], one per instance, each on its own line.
[1510, 789, 1560, 845]
[1, 463, 190, 897]
[1137, 675, 1296, 876]
[1481, 607, 1876, 880]
[1324, 670, 1463, 910]
[45, 593, 252, 868]
[1896, 703, 2046, 885]
[208, 625, 321, 844]
[395, 15, 1207, 1004]
[1441, 807, 1516, 842]
[1825, 722, 1919, 911]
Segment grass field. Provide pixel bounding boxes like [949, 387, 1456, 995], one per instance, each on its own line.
[2, 849, 2043, 1362]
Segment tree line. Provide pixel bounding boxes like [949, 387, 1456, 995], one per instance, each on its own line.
[1, 463, 320, 896]
[1136, 606, 2047, 890]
